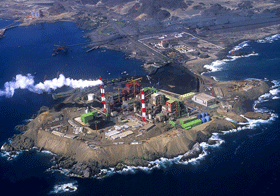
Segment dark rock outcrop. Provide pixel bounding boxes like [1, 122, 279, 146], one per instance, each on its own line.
[180, 142, 202, 162]
[1, 143, 15, 152]
[199, 53, 210, 58]
[123, 158, 149, 167]
[196, 131, 210, 143]
[238, 1, 253, 10]
[244, 112, 271, 120]
[14, 124, 28, 132]
[115, 163, 127, 171]
[127, 0, 187, 20]
[48, 2, 65, 15]
[39, 106, 49, 114]
[1, 134, 34, 152]
[202, 3, 230, 16]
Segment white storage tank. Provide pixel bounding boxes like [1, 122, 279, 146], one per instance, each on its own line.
[88, 93, 95, 101]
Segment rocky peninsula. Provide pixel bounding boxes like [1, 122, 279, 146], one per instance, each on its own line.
[1, 77, 272, 178]
[0, 0, 278, 178]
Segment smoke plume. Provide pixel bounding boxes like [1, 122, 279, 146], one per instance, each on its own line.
[0, 74, 103, 98]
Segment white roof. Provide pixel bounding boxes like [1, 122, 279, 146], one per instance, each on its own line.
[195, 93, 215, 101]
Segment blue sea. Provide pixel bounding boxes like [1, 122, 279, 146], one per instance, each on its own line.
[0, 19, 280, 196]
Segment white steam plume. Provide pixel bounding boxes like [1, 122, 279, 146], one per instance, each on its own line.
[0, 74, 103, 98]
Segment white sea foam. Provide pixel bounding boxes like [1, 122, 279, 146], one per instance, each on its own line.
[97, 134, 227, 178]
[272, 80, 280, 88]
[225, 117, 238, 123]
[49, 181, 78, 194]
[229, 41, 249, 53]
[270, 88, 280, 96]
[41, 150, 57, 156]
[203, 52, 258, 73]
[257, 34, 280, 44]
[0, 74, 103, 98]
[0, 150, 21, 161]
[23, 119, 33, 123]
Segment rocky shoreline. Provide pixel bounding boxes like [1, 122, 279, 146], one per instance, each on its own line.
[1, 107, 272, 179]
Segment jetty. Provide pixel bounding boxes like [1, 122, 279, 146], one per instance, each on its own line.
[0, 29, 5, 38]
[0, 22, 20, 38]
[86, 46, 99, 53]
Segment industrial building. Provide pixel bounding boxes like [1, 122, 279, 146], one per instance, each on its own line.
[42, 74, 213, 150]
[192, 93, 216, 107]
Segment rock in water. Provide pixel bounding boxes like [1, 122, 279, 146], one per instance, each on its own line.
[180, 142, 202, 162]
[115, 163, 127, 171]
[70, 162, 96, 178]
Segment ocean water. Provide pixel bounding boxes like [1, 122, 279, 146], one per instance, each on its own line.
[0, 19, 280, 195]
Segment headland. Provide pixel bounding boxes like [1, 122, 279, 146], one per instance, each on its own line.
[0, 0, 279, 178]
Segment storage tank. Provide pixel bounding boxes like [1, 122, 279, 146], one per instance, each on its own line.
[201, 117, 206, 123]
[201, 112, 205, 118]
[197, 114, 201, 119]
[205, 116, 211, 122]
[88, 93, 94, 101]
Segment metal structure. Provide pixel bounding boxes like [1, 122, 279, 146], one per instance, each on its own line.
[100, 76, 107, 113]
[141, 90, 146, 122]
[122, 77, 142, 98]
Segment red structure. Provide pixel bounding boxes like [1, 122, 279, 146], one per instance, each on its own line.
[121, 81, 141, 99]
[141, 90, 146, 122]
[100, 76, 107, 113]
[166, 100, 177, 113]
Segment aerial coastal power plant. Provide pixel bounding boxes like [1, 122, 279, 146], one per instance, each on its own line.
[40, 71, 266, 152]
[46, 73, 218, 147]
[0, 0, 276, 182]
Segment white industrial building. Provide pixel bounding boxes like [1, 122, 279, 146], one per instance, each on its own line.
[87, 93, 95, 101]
[192, 93, 216, 107]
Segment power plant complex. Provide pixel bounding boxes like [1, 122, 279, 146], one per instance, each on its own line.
[42, 74, 220, 148]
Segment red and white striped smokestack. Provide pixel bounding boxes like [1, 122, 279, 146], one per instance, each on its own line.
[141, 90, 146, 122]
[100, 76, 107, 113]
[100, 76, 104, 103]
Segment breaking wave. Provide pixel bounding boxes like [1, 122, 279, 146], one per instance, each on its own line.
[229, 41, 249, 53]
[203, 52, 258, 73]
[253, 80, 280, 113]
[0, 74, 103, 98]
[257, 34, 280, 43]
[0, 150, 22, 161]
[49, 181, 78, 194]
[98, 134, 225, 178]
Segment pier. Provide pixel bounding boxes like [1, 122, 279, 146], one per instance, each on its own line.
[0, 29, 5, 38]
[0, 22, 20, 38]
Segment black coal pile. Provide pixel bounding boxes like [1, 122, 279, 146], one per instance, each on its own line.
[141, 64, 199, 94]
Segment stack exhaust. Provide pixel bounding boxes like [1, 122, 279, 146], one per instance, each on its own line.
[141, 90, 146, 122]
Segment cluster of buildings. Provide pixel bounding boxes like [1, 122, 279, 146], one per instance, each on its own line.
[71, 76, 219, 136]
[41, 75, 227, 146]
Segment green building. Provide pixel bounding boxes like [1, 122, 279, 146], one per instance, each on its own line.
[81, 111, 98, 124]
